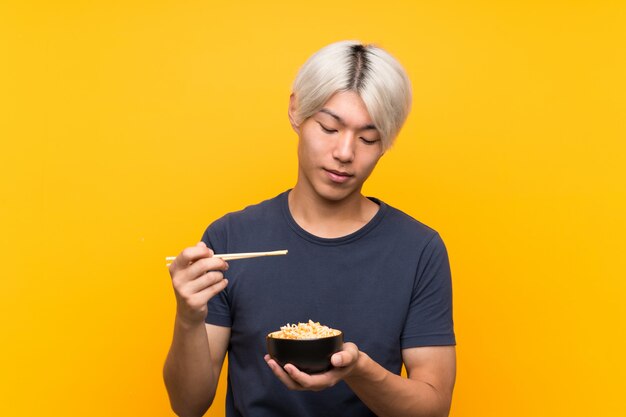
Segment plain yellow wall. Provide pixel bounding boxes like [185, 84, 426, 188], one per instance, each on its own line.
[2, 1, 625, 416]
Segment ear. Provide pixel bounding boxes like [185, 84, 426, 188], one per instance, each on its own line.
[288, 93, 300, 134]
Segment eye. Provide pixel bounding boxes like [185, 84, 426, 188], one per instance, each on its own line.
[360, 137, 380, 145]
[317, 122, 337, 134]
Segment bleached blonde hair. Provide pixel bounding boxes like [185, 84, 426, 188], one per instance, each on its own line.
[292, 40, 412, 150]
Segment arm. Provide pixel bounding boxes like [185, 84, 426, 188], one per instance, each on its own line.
[265, 344, 455, 417]
[163, 242, 231, 417]
[345, 345, 456, 417]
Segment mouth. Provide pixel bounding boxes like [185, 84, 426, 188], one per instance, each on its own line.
[323, 168, 354, 184]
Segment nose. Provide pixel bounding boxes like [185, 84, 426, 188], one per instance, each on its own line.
[332, 132, 356, 163]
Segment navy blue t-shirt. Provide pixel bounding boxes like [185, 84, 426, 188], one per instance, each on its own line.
[202, 191, 455, 417]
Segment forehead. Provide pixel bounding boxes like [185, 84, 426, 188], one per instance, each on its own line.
[317, 91, 375, 130]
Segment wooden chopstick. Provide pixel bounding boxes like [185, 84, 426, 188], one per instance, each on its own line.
[165, 250, 288, 264]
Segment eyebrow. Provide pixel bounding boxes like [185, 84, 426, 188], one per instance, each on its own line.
[318, 108, 377, 131]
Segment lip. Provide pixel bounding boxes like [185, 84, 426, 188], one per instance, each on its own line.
[324, 168, 353, 184]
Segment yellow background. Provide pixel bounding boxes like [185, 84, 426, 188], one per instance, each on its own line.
[2, 1, 625, 416]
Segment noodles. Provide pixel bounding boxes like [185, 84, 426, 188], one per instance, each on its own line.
[269, 320, 341, 340]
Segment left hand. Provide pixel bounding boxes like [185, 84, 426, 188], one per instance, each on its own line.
[264, 342, 360, 391]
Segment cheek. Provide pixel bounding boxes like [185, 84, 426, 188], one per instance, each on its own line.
[297, 138, 318, 169]
[356, 155, 382, 179]
[298, 127, 326, 160]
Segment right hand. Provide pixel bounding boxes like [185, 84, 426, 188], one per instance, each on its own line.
[168, 241, 229, 325]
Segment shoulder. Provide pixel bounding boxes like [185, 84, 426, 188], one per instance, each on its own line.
[375, 198, 441, 244]
[221, 191, 286, 225]
[201, 191, 288, 244]
[370, 199, 450, 265]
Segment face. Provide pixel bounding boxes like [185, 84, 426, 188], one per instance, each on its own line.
[289, 90, 384, 203]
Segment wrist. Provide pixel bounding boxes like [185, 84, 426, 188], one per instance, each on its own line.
[175, 313, 206, 330]
[345, 351, 387, 385]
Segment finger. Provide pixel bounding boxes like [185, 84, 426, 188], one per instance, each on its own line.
[265, 357, 339, 391]
[173, 255, 227, 284]
[193, 277, 228, 301]
[171, 258, 227, 290]
[265, 358, 303, 391]
[176, 278, 227, 312]
[330, 351, 350, 367]
[186, 256, 229, 279]
[283, 364, 340, 391]
[185, 270, 226, 294]
[283, 364, 311, 385]
[174, 244, 213, 268]
[331, 343, 359, 368]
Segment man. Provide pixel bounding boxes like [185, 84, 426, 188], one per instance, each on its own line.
[164, 40, 456, 417]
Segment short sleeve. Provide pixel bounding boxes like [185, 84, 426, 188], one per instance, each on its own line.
[401, 233, 456, 348]
[201, 223, 232, 327]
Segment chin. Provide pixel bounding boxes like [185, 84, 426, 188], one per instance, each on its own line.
[314, 183, 360, 202]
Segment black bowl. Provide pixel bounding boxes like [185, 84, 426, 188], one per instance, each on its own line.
[266, 331, 344, 374]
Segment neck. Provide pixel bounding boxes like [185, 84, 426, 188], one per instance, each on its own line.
[288, 184, 379, 238]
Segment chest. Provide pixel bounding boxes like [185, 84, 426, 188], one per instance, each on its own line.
[223, 240, 417, 365]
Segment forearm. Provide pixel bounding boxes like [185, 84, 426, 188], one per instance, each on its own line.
[163, 318, 216, 417]
[344, 353, 450, 417]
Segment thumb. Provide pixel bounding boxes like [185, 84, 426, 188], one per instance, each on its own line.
[331, 343, 359, 368]
[197, 241, 207, 247]
[331, 351, 351, 368]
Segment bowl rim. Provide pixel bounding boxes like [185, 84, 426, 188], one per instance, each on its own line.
[266, 330, 343, 340]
